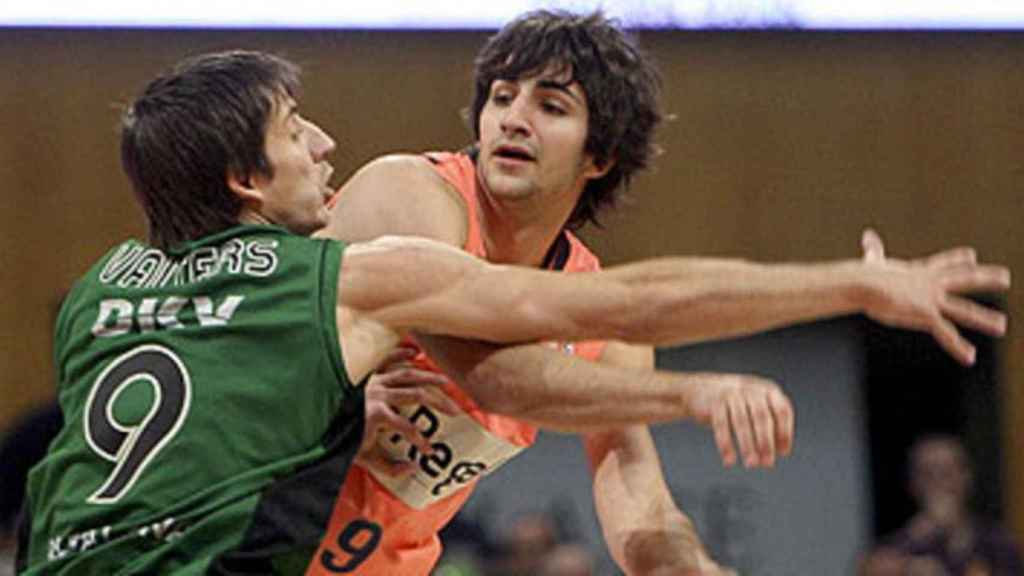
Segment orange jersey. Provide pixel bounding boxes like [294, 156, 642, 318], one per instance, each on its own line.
[307, 151, 606, 575]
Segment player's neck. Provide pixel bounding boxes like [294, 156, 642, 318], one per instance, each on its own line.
[238, 208, 272, 228]
[476, 191, 572, 268]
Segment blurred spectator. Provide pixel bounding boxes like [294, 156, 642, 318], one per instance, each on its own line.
[435, 511, 497, 576]
[539, 543, 594, 576]
[0, 402, 63, 576]
[437, 505, 601, 576]
[491, 513, 559, 575]
[862, 434, 1023, 576]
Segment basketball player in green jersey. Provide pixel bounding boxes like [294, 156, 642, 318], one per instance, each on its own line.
[17, 49, 1007, 575]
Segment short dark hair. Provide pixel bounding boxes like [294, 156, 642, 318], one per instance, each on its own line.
[120, 50, 301, 250]
[469, 10, 663, 230]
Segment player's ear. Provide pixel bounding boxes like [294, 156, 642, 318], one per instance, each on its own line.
[582, 154, 615, 180]
[227, 170, 263, 205]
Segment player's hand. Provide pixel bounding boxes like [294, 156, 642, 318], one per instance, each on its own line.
[358, 344, 459, 476]
[860, 228, 1010, 366]
[686, 373, 793, 469]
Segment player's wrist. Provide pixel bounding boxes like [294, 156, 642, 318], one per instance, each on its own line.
[672, 373, 712, 423]
[829, 259, 877, 314]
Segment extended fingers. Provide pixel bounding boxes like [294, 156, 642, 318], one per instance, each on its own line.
[718, 381, 795, 470]
[715, 383, 794, 469]
[925, 246, 976, 268]
[728, 396, 758, 468]
[747, 392, 776, 467]
[928, 262, 1008, 364]
[929, 316, 976, 366]
[768, 387, 794, 457]
[746, 384, 794, 468]
[711, 402, 736, 468]
[941, 295, 1007, 337]
[942, 264, 1011, 294]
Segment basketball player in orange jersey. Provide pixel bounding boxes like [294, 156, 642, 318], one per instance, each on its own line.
[309, 10, 1010, 575]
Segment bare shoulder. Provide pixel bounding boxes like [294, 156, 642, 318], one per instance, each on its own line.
[321, 153, 468, 246]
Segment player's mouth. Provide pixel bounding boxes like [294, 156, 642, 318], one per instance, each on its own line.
[492, 143, 536, 165]
[321, 164, 335, 200]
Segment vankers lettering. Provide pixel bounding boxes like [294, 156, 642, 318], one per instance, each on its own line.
[99, 238, 279, 289]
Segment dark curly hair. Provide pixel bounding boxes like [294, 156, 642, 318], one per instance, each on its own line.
[469, 10, 663, 230]
[121, 50, 301, 250]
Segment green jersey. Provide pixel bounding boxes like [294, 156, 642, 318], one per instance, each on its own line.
[18, 225, 363, 575]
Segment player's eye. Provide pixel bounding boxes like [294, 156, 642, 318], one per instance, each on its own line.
[541, 101, 566, 115]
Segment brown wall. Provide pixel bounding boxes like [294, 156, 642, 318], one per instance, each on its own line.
[1, 28, 1021, 533]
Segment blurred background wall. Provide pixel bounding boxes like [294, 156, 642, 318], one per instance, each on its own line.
[0, 27, 1020, 568]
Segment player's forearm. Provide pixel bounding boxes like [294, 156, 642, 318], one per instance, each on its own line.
[488, 362, 691, 432]
[492, 257, 870, 347]
[415, 336, 709, 430]
[586, 428, 717, 575]
[593, 257, 868, 347]
[348, 238, 870, 349]
[464, 351, 701, 431]
[612, 506, 717, 576]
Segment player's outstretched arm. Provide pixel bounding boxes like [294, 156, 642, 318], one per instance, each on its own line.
[337, 233, 1009, 368]
[597, 238, 1008, 364]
